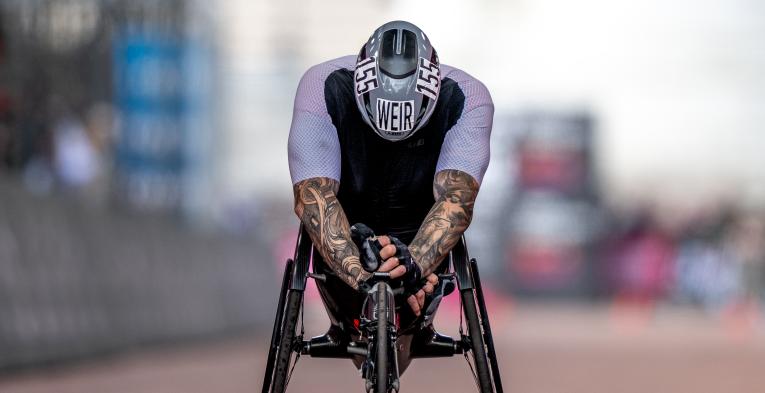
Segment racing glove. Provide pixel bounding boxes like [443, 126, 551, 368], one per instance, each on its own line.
[387, 235, 423, 296]
[349, 223, 423, 294]
[350, 223, 382, 273]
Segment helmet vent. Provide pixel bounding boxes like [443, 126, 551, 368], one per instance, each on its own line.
[379, 29, 417, 78]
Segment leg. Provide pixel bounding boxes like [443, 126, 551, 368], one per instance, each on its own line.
[309, 248, 368, 367]
[312, 248, 365, 335]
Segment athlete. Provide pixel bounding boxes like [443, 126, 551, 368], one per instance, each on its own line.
[288, 20, 492, 371]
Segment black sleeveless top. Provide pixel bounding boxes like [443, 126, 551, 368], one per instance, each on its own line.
[287, 56, 493, 244]
[324, 70, 465, 243]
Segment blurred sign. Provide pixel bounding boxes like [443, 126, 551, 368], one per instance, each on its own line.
[504, 112, 600, 296]
[114, 32, 185, 211]
[515, 114, 594, 197]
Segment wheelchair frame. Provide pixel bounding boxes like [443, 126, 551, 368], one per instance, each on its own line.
[262, 225, 504, 393]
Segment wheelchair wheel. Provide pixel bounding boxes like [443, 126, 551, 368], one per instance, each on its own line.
[470, 258, 504, 393]
[459, 259, 504, 393]
[262, 260, 303, 393]
[461, 288, 494, 392]
[262, 259, 293, 393]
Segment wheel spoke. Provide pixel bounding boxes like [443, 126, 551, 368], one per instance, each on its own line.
[285, 349, 301, 387]
[463, 345, 480, 389]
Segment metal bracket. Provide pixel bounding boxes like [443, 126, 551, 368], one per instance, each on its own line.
[451, 236, 474, 290]
[290, 225, 312, 291]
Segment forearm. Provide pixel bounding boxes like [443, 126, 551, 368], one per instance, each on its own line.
[293, 177, 371, 289]
[409, 170, 479, 276]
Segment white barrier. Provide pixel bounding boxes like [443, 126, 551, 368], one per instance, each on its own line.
[0, 176, 277, 368]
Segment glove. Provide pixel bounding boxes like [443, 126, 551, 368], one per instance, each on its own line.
[387, 236, 422, 296]
[350, 223, 383, 273]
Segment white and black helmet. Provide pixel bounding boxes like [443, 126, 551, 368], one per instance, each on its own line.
[354, 21, 440, 142]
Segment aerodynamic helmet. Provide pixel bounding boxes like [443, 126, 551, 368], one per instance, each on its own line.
[354, 21, 440, 142]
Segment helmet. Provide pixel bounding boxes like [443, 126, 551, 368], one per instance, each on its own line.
[354, 21, 440, 142]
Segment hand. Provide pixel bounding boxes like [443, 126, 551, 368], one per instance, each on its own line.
[375, 236, 436, 316]
[374, 235, 407, 278]
[406, 273, 439, 316]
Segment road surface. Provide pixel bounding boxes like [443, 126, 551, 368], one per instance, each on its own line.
[2, 299, 764, 393]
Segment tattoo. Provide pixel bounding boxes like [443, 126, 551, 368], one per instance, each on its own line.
[409, 170, 479, 276]
[293, 177, 371, 289]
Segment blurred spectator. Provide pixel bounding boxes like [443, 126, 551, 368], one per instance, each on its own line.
[673, 207, 732, 309]
[20, 114, 55, 194]
[602, 208, 676, 306]
[52, 114, 99, 189]
[599, 202, 765, 319]
[723, 212, 765, 327]
[726, 214, 765, 295]
[0, 93, 12, 168]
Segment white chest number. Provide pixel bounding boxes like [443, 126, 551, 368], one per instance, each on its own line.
[355, 57, 379, 96]
[415, 58, 440, 101]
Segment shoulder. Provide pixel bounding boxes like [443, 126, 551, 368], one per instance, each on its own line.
[440, 64, 493, 111]
[435, 66, 493, 184]
[294, 55, 356, 110]
[299, 55, 356, 86]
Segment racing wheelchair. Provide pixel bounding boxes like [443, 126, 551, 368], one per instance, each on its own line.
[262, 224, 504, 393]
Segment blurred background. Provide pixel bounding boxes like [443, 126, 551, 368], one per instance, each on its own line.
[1, 0, 764, 392]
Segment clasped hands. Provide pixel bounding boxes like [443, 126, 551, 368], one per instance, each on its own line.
[368, 235, 439, 317]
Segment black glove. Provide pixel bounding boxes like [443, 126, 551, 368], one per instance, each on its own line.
[350, 223, 383, 273]
[349, 223, 423, 294]
[387, 236, 422, 296]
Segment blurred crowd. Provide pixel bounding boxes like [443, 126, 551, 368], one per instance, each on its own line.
[489, 112, 765, 322]
[601, 202, 765, 315]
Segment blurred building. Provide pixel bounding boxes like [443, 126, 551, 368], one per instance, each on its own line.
[111, 0, 215, 221]
[0, 0, 216, 220]
[3, 0, 764, 220]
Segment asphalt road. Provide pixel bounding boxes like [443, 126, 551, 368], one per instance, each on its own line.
[2, 298, 764, 393]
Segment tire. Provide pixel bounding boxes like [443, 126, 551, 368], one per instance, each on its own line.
[470, 259, 503, 393]
[262, 259, 294, 393]
[461, 289, 494, 393]
[269, 289, 303, 393]
[375, 282, 388, 393]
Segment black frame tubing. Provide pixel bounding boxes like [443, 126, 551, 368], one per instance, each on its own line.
[375, 282, 389, 393]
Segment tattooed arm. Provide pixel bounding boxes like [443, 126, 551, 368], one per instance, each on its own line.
[409, 169, 480, 276]
[293, 177, 372, 289]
